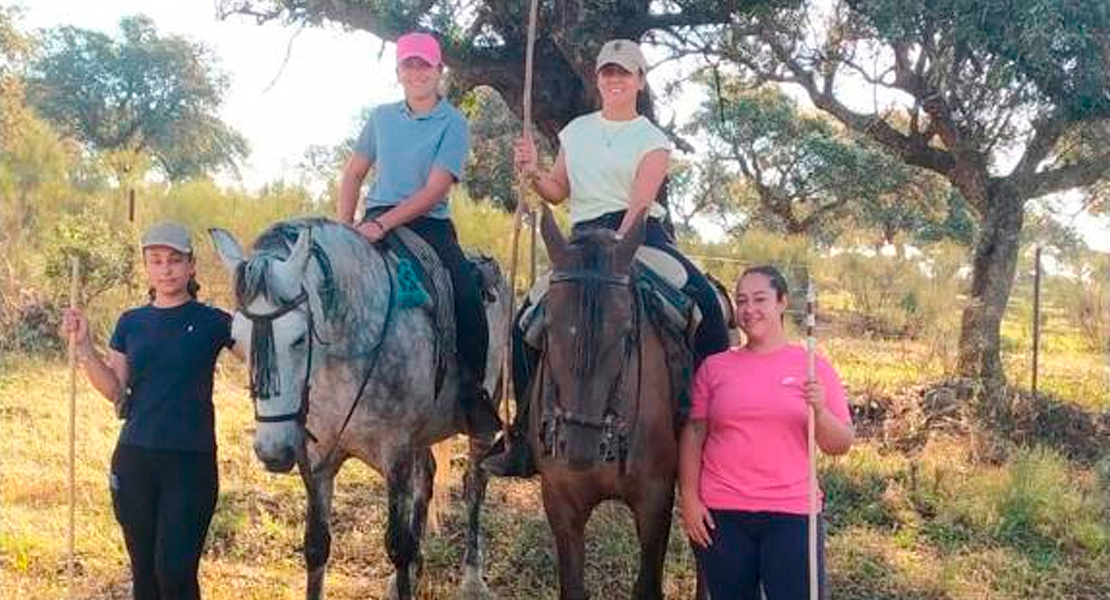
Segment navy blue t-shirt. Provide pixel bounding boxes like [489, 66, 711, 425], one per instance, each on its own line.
[109, 301, 233, 453]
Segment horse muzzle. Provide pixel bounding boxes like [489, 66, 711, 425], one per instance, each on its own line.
[253, 423, 301, 473]
[256, 444, 297, 473]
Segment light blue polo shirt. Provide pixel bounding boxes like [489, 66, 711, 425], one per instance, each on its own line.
[354, 98, 469, 220]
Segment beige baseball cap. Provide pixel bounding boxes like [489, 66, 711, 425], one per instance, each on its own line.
[141, 221, 192, 254]
[595, 39, 648, 73]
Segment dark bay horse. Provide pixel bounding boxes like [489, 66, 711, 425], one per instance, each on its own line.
[210, 218, 507, 600]
[529, 206, 678, 600]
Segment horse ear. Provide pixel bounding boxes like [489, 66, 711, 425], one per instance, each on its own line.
[614, 208, 646, 268]
[208, 228, 245, 276]
[272, 228, 312, 299]
[540, 204, 569, 268]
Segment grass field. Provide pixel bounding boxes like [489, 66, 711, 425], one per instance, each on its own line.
[2, 329, 1108, 599]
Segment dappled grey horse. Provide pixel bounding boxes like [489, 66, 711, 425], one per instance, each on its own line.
[211, 218, 508, 600]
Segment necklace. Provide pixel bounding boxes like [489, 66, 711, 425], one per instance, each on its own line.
[600, 116, 636, 148]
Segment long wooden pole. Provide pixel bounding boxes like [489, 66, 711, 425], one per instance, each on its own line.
[805, 281, 819, 600]
[502, 0, 540, 431]
[67, 256, 80, 600]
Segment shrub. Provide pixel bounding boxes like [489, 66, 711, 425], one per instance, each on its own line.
[41, 207, 135, 306]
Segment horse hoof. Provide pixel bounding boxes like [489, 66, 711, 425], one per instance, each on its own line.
[454, 567, 494, 600]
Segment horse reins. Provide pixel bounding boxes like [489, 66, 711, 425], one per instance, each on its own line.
[541, 268, 645, 470]
[239, 250, 397, 474]
[241, 289, 315, 433]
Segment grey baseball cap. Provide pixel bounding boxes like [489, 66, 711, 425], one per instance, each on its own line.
[595, 39, 648, 73]
[141, 221, 193, 254]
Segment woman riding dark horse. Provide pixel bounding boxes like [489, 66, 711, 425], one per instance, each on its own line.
[484, 38, 729, 477]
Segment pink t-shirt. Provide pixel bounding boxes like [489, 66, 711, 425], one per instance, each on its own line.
[690, 344, 851, 515]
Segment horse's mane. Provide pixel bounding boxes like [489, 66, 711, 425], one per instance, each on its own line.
[236, 217, 395, 398]
[565, 229, 624, 380]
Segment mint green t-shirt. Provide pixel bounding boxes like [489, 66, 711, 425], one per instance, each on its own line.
[558, 111, 672, 224]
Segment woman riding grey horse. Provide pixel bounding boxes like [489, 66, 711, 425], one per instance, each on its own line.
[211, 217, 508, 600]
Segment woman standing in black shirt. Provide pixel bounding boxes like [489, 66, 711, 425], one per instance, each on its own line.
[63, 222, 238, 600]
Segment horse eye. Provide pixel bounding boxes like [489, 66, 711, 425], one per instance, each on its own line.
[291, 335, 307, 349]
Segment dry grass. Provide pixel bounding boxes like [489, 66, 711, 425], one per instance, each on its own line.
[1, 357, 700, 600]
[3, 335, 1108, 599]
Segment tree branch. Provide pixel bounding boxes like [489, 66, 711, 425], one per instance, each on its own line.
[751, 28, 958, 176]
[1017, 153, 1110, 199]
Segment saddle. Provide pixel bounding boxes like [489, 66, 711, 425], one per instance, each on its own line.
[377, 227, 498, 397]
[520, 246, 702, 350]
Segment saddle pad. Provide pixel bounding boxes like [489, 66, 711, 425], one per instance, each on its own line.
[634, 246, 687, 290]
[389, 227, 455, 394]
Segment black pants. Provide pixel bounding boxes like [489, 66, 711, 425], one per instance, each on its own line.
[693, 510, 827, 600]
[370, 213, 488, 382]
[572, 211, 730, 366]
[110, 444, 218, 600]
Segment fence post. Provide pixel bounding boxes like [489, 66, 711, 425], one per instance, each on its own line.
[1032, 246, 1042, 396]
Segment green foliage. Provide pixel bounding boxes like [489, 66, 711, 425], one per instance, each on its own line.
[827, 247, 966, 341]
[913, 190, 978, 247]
[857, 0, 1110, 119]
[1054, 250, 1110, 352]
[0, 5, 28, 79]
[667, 156, 745, 238]
[996, 447, 1108, 558]
[687, 83, 953, 247]
[0, 103, 81, 243]
[459, 86, 520, 212]
[41, 207, 135, 306]
[27, 14, 247, 182]
[1, 298, 64, 356]
[681, 228, 814, 295]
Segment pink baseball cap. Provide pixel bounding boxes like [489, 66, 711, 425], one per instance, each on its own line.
[396, 32, 442, 67]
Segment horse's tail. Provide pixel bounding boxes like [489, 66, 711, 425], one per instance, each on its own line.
[427, 439, 454, 533]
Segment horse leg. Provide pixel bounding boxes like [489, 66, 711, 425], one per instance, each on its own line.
[300, 463, 336, 600]
[385, 449, 432, 600]
[542, 479, 591, 600]
[458, 433, 494, 600]
[630, 482, 676, 600]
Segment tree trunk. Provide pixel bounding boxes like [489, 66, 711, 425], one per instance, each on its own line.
[956, 189, 1025, 386]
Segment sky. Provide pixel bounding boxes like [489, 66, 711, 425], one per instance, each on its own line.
[18, 0, 394, 189]
[12, 0, 1109, 251]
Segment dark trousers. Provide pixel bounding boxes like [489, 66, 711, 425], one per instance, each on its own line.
[110, 444, 218, 600]
[693, 510, 827, 600]
[389, 215, 488, 381]
[572, 211, 730, 367]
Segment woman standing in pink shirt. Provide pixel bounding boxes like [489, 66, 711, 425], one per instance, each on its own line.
[679, 266, 855, 600]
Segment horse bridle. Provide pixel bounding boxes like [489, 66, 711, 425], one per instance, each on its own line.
[237, 257, 396, 474]
[240, 289, 315, 429]
[541, 267, 644, 468]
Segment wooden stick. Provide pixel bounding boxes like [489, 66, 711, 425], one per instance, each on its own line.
[67, 255, 80, 600]
[805, 281, 818, 600]
[502, 0, 540, 432]
[529, 209, 537, 286]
